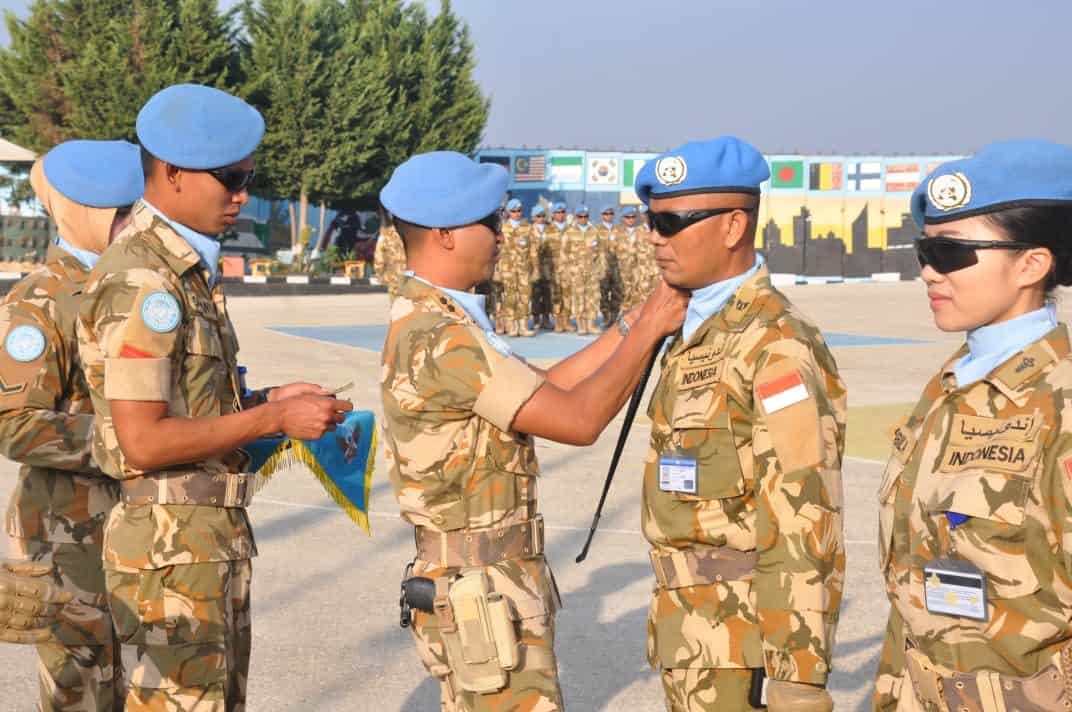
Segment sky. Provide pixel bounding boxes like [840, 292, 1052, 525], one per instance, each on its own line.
[3, 0, 1071, 154]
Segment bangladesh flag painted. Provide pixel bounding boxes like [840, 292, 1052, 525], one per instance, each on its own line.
[770, 160, 804, 189]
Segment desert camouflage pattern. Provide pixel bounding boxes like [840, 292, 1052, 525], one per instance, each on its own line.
[661, 668, 757, 712]
[632, 224, 659, 308]
[77, 201, 255, 709]
[373, 224, 406, 299]
[562, 224, 605, 326]
[597, 222, 626, 324]
[0, 243, 123, 711]
[499, 219, 537, 328]
[542, 221, 570, 329]
[874, 325, 1072, 711]
[642, 265, 846, 704]
[530, 222, 554, 328]
[381, 276, 563, 710]
[618, 225, 646, 311]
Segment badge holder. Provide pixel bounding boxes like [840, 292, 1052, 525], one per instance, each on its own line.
[922, 512, 988, 622]
[658, 447, 698, 495]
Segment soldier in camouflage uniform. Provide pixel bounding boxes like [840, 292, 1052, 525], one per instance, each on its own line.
[617, 206, 643, 311]
[563, 205, 604, 335]
[545, 203, 572, 333]
[875, 141, 1072, 711]
[598, 206, 625, 329]
[76, 84, 349, 711]
[378, 151, 686, 712]
[528, 206, 552, 330]
[0, 140, 143, 711]
[373, 214, 406, 300]
[499, 199, 535, 337]
[634, 137, 845, 712]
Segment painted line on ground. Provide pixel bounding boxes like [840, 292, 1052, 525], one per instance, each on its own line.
[254, 497, 875, 544]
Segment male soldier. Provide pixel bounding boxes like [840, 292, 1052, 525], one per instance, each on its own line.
[76, 84, 351, 710]
[563, 205, 604, 335]
[597, 206, 625, 328]
[545, 202, 572, 332]
[379, 150, 686, 711]
[500, 199, 537, 337]
[373, 210, 406, 300]
[529, 205, 552, 330]
[634, 137, 846, 712]
[0, 140, 142, 711]
[617, 206, 643, 311]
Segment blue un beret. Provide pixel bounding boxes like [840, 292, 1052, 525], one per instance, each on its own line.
[620, 206, 638, 217]
[380, 151, 508, 228]
[506, 198, 522, 210]
[551, 202, 567, 213]
[42, 140, 143, 208]
[531, 205, 546, 218]
[576, 204, 590, 216]
[137, 84, 265, 170]
[912, 139, 1072, 227]
[636, 136, 770, 204]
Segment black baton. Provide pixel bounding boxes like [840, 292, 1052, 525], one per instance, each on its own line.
[576, 336, 666, 563]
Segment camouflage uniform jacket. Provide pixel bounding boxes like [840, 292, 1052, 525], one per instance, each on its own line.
[503, 220, 538, 281]
[0, 243, 117, 546]
[77, 201, 255, 573]
[374, 225, 406, 297]
[642, 265, 846, 685]
[541, 223, 568, 284]
[563, 225, 606, 282]
[381, 275, 557, 608]
[874, 324, 1072, 707]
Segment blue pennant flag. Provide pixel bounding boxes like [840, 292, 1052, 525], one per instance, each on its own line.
[244, 410, 376, 534]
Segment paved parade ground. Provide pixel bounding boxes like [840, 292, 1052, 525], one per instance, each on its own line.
[3, 280, 1051, 711]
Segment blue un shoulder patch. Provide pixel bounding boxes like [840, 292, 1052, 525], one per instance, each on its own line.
[4, 325, 46, 362]
[140, 291, 182, 334]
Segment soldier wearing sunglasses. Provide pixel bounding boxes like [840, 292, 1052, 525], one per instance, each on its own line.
[874, 140, 1072, 711]
[634, 136, 846, 712]
[76, 84, 351, 710]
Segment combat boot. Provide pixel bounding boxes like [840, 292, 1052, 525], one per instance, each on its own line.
[554, 316, 565, 333]
[564, 318, 577, 333]
[495, 317, 506, 335]
[518, 320, 536, 337]
[506, 320, 519, 337]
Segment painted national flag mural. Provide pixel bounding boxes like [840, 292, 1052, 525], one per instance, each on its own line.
[770, 160, 805, 189]
[513, 155, 547, 182]
[622, 158, 647, 188]
[549, 155, 583, 184]
[885, 163, 920, 192]
[587, 156, 620, 186]
[808, 162, 843, 191]
[847, 162, 883, 192]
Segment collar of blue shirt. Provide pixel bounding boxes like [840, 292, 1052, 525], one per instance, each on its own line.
[954, 302, 1058, 387]
[406, 271, 494, 333]
[141, 199, 222, 286]
[54, 235, 99, 270]
[682, 254, 765, 342]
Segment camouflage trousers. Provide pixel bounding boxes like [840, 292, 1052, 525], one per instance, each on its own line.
[408, 557, 563, 712]
[500, 274, 534, 324]
[567, 274, 600, 322]
[531, 279, 553, 324]
[600, 264, 623, 324]
[554, 277, 571, 325]
[106, 559, 252, 711]
[10, 537, 123, 712]
[660, 668, 759, 712]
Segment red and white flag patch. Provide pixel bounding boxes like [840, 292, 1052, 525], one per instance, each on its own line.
[757, 371, 809, 414]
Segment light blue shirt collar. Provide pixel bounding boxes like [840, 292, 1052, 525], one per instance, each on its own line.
[553, 221, 567, 230]
[54, 236, 99, 270]
[406, 271, 494, 332]
[953, 303, 1058, 387]
[141, 199, 221, 286]
[508, 219, 521, 229]
[682, 255, 765, 342]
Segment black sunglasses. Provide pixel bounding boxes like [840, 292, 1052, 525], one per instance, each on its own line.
[647, 207, 754, 236]
[206, 166, 256, 193]
[914, 236, 1037, 274]
[473, 211, 502, 235]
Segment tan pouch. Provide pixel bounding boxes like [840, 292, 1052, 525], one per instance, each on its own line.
[486, 593, 519, 671]
[441, 570, 507, 693]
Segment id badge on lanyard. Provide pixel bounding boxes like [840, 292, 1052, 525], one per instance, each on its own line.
[659, 448, 698, 495]
[922, 512, 988, 621]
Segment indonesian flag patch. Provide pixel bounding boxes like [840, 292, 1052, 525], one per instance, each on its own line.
[757, 371, 809, 414]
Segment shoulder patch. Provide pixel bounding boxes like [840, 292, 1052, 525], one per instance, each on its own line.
[484, 329, 513, 357]
[4, 324, 45, 362]
[140, 291, 182, 334]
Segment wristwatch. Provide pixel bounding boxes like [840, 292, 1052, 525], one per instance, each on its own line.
[616, 314, 631, 336]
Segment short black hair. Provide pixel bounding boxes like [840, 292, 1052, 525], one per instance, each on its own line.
[140, 146, 158, 179]
[984, 204, 1072, 290]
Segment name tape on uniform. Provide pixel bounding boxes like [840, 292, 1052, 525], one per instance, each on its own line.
[757, 371, 809, 414]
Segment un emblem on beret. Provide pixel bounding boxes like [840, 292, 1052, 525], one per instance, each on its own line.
[4, 325, 45, 362]
[140, 291, 182, 334]
[928, 172, 972, 211]
[655, 157, 688, 186]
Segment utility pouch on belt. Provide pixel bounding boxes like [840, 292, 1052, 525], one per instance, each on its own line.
[435, 569, 520, 694]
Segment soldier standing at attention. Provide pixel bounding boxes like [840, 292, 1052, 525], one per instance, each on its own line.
[598, 206, 624, 330]
[0, 140, 142, 711]
[546, 202, 572, 333]
[529, 205, 552, 331]
[499, 198, 534, 337]
[634, 136, 846, 712]
[77, 84, 351, 711]
[373, 211, 406, 300]
[379, 150, 686, 712]
[566, 205, 605, 336]
[618, 206, 642, 311]
[874, 140, 1072, 711]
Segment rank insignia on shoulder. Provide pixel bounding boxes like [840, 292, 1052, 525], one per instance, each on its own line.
[141, 291, 182, 334]
[484, 329, 513, 357]
[4, 324, 45, 362]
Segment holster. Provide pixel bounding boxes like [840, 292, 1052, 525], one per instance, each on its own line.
[434, 569, 520, 694]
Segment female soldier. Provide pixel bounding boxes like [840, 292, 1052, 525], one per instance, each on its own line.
[874, 139, 1072, 711]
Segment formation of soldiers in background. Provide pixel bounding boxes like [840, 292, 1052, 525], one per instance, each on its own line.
[374, 201, 661, 334]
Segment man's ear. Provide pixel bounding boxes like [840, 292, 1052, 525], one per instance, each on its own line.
[434, 228, 455, 250]
[164, 163, 183, 192]
[723, 209, 751, 250]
